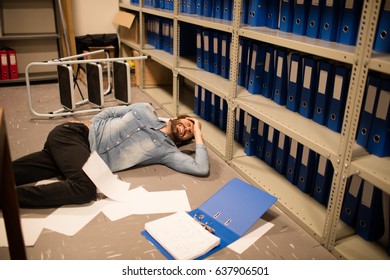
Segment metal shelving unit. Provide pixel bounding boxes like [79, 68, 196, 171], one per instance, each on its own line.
[118, 0, 390, 259]
[0, 0, 64, 83]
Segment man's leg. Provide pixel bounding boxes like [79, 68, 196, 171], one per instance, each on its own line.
[15, 123, 96, 208]
[13, 149, 61, 186]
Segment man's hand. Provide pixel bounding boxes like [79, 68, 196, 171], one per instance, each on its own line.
[186, 117, 204, 145]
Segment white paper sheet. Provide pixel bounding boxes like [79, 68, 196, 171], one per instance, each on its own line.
[0, 214, 44, 247]
[227, 220, 274, 254]
[82, 151, 131, 201]
[43, 199, 112, 236]
[100, 186, 148, 221]
[101, 187, 191, 221]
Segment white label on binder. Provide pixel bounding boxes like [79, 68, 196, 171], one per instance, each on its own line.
[258, 120, 265, 136]
[301, 146, 310, 166]
[277, 56, 283, 77]
[333, 75, 343, 101]
[204, 34, 209, 52]
[245, 113, 251, 133]
[264, 52, 270, 72]
[267, 126, 274, 142]
[326, 0, 334, 7]
[213, 37, 218, 53]
[196, 32, 201, 47]
[222, 39, 227, 56]
[318, 70, 328, 95]
[251, 50, 257, 70]
[290, 139, 298, 157]
[290, 60, 298, 83]
[278, 132, 286, 148]
[349, 175, 362, 198]
[361, 181, 374, 208]
[345, 0, 353, 9]
[201, 88, 206, 101]
[318, 155, 327, 176]
[376, 90, 390, 120]
[303, 66, 312, 89]
[364, 85, 377, 113]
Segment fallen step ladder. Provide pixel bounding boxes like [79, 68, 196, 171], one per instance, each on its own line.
[26, 50, 148, 118]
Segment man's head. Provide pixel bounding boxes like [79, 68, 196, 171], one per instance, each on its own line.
[170, 115, 195, 146]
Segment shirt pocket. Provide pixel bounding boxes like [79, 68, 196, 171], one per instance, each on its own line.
[139, 135, 162, 152]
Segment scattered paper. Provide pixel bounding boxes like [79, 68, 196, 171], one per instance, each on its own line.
[0, 214, 44, 247]
[228, 220, 274, 254]
[43, 199, 112, 236]
[82, 151, 131, 201]
[102, 187, 191, 221]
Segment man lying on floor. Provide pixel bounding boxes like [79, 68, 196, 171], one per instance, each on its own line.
[13, 102, 209, 208]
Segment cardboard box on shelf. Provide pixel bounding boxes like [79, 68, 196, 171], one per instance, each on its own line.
[113, 11, 140, 44]
[131, 50, 172, 87]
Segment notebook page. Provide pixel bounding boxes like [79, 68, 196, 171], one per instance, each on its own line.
[145, 211, 220, 260]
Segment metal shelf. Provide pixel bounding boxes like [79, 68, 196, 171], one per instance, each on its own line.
[178, 57, 230, 100]
[142, 47, 175, 70]
[0, 33, 60, 41]
[178, 14, 233, 33]
[349, 153, 390, 194]
[368, 52, 390, 74]
[235, 88, 365, 166]
[142, 7, 174, 19]
[230, 155, 354, 244]
[118, 2, 140, 11]
[333, 235, 390, 260]
[239, 26, 357, 64]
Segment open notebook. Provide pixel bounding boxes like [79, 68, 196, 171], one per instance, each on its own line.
[144, 211, 220, 260]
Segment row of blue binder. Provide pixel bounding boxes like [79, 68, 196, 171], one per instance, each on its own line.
[245, 0, 363, 46]
[341, 175, 389, 255]
[146, 16, 173, 54]
[239, 39, 351, 133]
[194, 84, 228, 132]
[146, 17, 196, 56]
[233, 107, 334, 206]
[356, 72, 390, 158]
[180, 0, 233, 20]
[138, 0, 173, 10]
[143, 0, 229, 17]
[140, 0, 390, 53]
[374, 0, 390, 53]
[196, 28, 232, 79]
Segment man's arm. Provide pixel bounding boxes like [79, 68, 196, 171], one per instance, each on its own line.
[162, 117, 209, 176]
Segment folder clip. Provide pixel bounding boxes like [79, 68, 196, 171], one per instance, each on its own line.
[193, 213, 216, 234]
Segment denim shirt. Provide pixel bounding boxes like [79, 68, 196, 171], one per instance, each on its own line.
[88, 103, 209, 176]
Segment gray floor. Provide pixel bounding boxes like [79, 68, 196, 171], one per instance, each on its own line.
[0, 80, 337, 260]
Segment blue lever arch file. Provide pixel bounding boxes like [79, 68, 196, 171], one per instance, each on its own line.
[142, 178, 278, 260]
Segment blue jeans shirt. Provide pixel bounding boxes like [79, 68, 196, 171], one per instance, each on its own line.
[88, 103, 209, 176]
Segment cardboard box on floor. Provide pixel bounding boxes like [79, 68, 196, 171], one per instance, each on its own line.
[131, 50, 172, 87]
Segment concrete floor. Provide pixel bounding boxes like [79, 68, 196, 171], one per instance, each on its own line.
[0, 79, 337, 260]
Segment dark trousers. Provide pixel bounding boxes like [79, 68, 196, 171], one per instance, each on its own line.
[13, 123, 97, 208]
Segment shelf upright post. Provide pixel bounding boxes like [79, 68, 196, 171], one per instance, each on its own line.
[225, 0, 242, 161]
[54, 0, 68, 57]
[323, 0, 382, 250]
[172, 0, 180, 117]
[139, 0, 146, 90]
